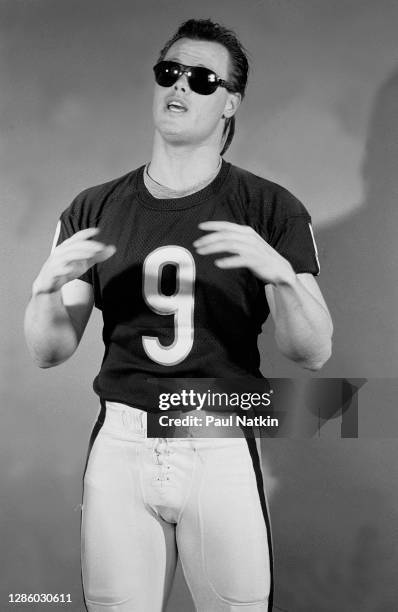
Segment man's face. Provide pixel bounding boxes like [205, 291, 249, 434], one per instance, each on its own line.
[152, 38, 239, 148]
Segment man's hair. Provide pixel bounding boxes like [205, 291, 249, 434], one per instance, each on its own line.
[157, 18, 249, 155]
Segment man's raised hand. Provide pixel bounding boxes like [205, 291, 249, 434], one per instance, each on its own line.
[32, 228, 116, 295]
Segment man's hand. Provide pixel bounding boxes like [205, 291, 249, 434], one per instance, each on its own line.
[194, 220, 332, 369]
[193, 221, 294, 285]
[32, 228, 116, 296]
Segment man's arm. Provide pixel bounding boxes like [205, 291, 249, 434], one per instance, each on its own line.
[24, 227, 115, 368]
[24, 280, 94, 368]
[194, 221, 333, 371]
[265, 272, 333, 370]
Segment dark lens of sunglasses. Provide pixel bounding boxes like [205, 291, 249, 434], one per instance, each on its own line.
[189, 67, 218, 95]
[154, 63, 180, 87]
[154, 62, 219, 95]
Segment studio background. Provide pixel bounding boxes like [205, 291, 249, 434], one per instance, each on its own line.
[2, 1, 398, 610]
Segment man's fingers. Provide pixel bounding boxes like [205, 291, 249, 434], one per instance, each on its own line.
[195, 241, 243, 256]
[60, 240, 110, 254]
[62, 248, 105, 262]
[94, 245, 117, 262]
[194, 230, 254, 248]
[64, 227, 101, 243]
[214, 255, 246, 268]
[54, 245, 116, 267]
[195, 235, 259, 257]
[84, 244, 116, 264]
[61, 245, 116, 265]
[198, 221, 250, 233]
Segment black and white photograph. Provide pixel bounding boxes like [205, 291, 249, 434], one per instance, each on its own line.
[2, 1, 398, 611]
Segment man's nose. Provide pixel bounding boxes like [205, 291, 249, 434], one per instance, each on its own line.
[174, 74, 189, 92]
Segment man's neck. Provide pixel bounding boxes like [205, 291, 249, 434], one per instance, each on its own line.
[149, 134, 222, 190]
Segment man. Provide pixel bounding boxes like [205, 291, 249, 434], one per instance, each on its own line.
[24, 18, 332, 612]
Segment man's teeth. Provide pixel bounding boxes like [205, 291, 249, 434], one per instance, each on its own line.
[168, 102, 186, 111]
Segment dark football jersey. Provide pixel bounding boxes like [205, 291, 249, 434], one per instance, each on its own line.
[53, 160, 320, 410]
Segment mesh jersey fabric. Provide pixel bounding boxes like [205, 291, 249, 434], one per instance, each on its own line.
[53, 160, 320, 411]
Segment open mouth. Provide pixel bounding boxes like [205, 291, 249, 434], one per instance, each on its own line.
[166, 100, 188, 113]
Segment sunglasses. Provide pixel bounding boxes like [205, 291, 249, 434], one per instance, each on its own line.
[153, 60, 233, 96]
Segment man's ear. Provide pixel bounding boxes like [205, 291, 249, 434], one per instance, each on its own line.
[223, 91, 241, 119]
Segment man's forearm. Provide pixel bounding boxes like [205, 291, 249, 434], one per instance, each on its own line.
[24, 287, 79, 368]
[270, 275, 333, 370]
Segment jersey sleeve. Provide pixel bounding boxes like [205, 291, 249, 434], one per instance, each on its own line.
[268, 187, 320, 276]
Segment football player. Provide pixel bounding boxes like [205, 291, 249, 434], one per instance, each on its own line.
[24, 18, 333, 612]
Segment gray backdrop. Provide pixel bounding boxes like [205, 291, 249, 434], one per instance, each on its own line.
[2, 1, 398, 610]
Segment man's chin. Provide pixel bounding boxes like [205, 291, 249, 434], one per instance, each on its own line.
[157, 127, 195, 147]
[154, 122, 217, 149]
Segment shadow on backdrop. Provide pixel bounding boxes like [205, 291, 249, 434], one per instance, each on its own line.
[257, 67, 398, 612]
[318, 66, 398, 377]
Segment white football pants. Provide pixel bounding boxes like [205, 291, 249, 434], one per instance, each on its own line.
[81, 401, 273, 611]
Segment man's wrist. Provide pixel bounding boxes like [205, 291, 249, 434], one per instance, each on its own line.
[31, 278, 60, 298]
[269, 265, 298, 288]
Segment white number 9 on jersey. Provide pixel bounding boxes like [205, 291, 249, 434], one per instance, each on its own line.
[142, 246, 196, 366]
